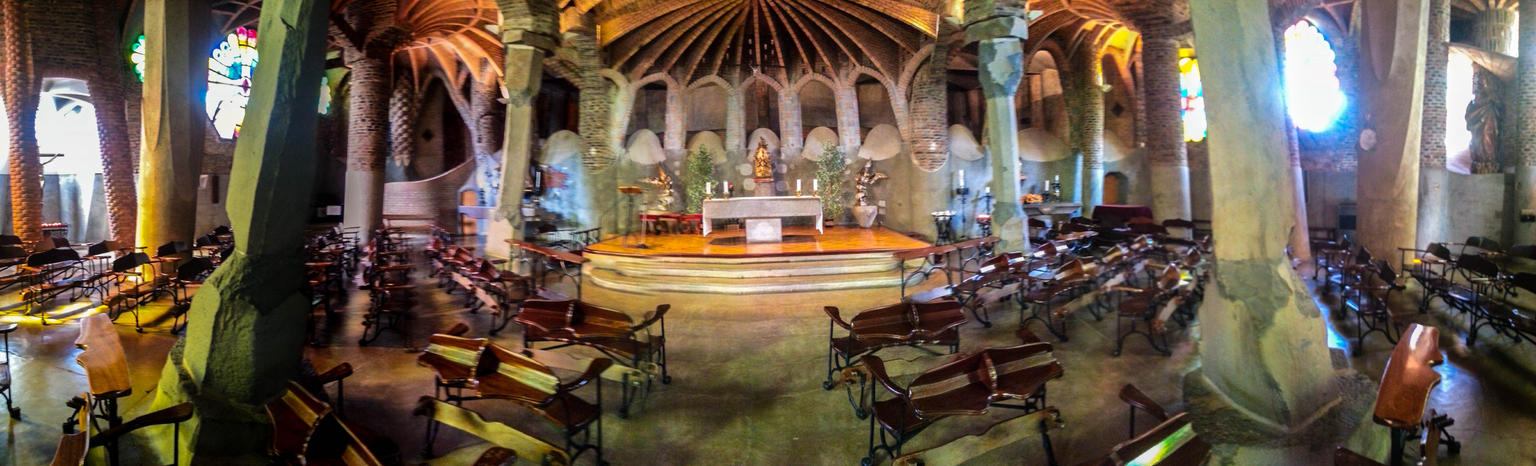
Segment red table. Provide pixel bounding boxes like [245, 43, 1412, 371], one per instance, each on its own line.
[1093, 204, 1153, 227]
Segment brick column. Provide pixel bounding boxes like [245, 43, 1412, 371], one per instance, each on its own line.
[1141, 21, 1192, 222]
[387, 75, 418, 180]
[569, 28, 616, 233]
[138, 0, 210, 249]
[1514, 0, 1536, 244]
[90, 0, 137, 246]
[487, 0, 558, 257]
[1186, 1, 1382, 461]
[148, 0, 332, 459]
[2, 0, 40, 243]
[664, 81, 685, 158]
[906, 32, 952, 240]
[1071, 48, 1105, 216]
[834, 81, 861, 154]
[341, 0, 397, 243]
[1418, 0, 1450, 247]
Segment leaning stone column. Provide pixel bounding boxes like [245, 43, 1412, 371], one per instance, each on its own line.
[341, 0, 397, 244]
[1355, 0, 1428, 261]
[1417, 0, 1449, 248]
[1142, 21, 1192, 222]
[1186, 0, 1387, 462]
[1071, 47, 1105, 216]
[487, 0, 558, 258]
[138, 0, 209, 249]
[976, 34, 1028, 251]
[1513, 0, 1536, 245]
[148, 0, 331, 461]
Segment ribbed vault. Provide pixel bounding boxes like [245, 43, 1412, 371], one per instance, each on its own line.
[579, 0, 944, 81]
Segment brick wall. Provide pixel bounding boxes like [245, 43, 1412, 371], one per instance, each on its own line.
[1470, 8, 1517, 55]
[1519, 0, 1536, 167]
[1069, 46, 1104, 171]
[383, 158, 475, 227]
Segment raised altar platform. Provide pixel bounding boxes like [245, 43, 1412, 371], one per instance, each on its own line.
[583, 226, 933, 296]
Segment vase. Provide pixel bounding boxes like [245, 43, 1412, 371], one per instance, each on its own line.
[853, 205, 878, 228]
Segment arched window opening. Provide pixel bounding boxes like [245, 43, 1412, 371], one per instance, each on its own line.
[1178, 49, 1206, 142]
[1282, 19, 1347, 132]
[1445, 51, 1476, 174]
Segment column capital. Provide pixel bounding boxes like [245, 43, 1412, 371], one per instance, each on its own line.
[498, 0, 560, 51]
[978, 38, 1024, 99]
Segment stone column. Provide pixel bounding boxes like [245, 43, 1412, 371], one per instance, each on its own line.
[149, 0, 331, 460]
[1285, 116, 1312, 259]
[979, 38, 1027, 252]
[1186, 1, 1386, 462]
[341, 0, 399, 244]
[1515, 0, 1536, 244]
[1355, 0, 1428, 261]
[1072, 47, 1105, 216]
[779, 89, 803, 159]
[90, 0, 138, 246]
[834, 81, 862, 154]
[1417, 0, 1449, 248]
[1142, 21, 1192, 222]
[664, 82, 686, 158]
[138, 0, 209, 249]
[2, 0, 41, 243]
[568, 28, 616, 233]
[487, 0, 558, 258]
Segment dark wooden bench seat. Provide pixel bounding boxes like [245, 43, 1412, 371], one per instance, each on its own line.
[412, 397, 569, 465]
[451, 344, 610, 464]
[517, 299, 670, 418]
[265, 380, 383, 465]
[417, 332, 490, 403]
[1372, 324, 1460, 466]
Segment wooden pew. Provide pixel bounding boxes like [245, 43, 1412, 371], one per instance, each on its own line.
[417, 331, 490, 404]
[822, 299, 966, 417]
[75, 312, 132, 427]
[264, 381, 382, 465]
[511, 239, 589, 299]
[516, 299, 670, 417]
[1372, 324, 1460, 466]
[1017, 258, 1095, 342]
[470, 344, 609, 464]
[894, 243, 958, 300]
[413, 397, 571, 466]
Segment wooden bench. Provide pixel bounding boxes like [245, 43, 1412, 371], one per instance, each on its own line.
[894, 243, 958, 300]
[1372, 324, 1460, 466]
[264, 381, 382, 465]
[0, 323, 16, 418]
[1106, 265, 1183, 357]
[822, 299, 966, 416]
[75, 312, 133, 432]
[516, 299, 670, 417]
[18, 247, 91, 325]
[52, 392, 194, 466]
[1017, 258, 1095, 342]
[465, 344, 610, 464]
[413, 397, 571, 465]
[857, 343, 1063, 465]
[511, 240, 590, 299]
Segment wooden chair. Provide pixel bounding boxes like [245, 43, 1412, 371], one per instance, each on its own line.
[822, 300, 966, 417]
[1470, 271, 1536, 348]
[1106, 265, 1183, 356]
[516, 299, 670, 417]
[19, 248, 90, 325]
[1340, 260, 1407, 354]
[1017, 258, 1095, 341]
[467, 259, 535, 335]
[264, 381, 382, 465]
[1117, 384, 1170, 439]
[1373, 324, 1459, 466]
[412, 397, 571, 465]
[75, 312, 133, 439]
[1093, 412, 1210, 466]
[468, 344, 610, 464]
[104, 252, 172, 332]
[948, 253, 1021, 327]
[0, 323, 17, 418]
[52, 392, 195, 466]
[417, 332, 490, 404]
[894, 244, 958, 302]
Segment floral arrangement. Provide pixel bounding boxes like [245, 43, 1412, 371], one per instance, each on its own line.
[1021, 193, 1043, 204]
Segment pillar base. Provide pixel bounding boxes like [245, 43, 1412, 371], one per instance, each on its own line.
[1150, 163, 1192, 222]
[1183, 354, 1389, 464]
[1418, 166, 1449, 248]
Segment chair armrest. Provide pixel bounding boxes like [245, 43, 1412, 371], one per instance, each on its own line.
[860, 355, 906, 398]
[314, 362, 354, 386]
[1118, 384, 1169, 423]
[91, 402, 195, 447]
[0, 323, 16, 334]
[633, 304, 670, 332]
[442, 322, 471, 337]
[558, 358, 613, 392]
[823, 306, 853, 330]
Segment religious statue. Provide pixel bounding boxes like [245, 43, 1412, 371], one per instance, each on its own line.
[642, 167, 676, 212]
[855, 160, 887, 206]
[751, 138, 773, 180]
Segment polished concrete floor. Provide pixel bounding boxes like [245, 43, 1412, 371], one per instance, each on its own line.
[0, 254, 1533, 465]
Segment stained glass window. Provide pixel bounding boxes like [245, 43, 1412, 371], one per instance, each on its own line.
[1178, 51, 1206, 143]
[130, 35, 146, 82]
[207, 27, 259, 139]
[1282, 20, 1347, 132]
[319, 75, 331, 115]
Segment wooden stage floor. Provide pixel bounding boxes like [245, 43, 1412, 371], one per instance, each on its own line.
[584, 226, 931, 257]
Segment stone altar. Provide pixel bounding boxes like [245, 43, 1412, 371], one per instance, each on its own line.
[702, 196, 822, 243]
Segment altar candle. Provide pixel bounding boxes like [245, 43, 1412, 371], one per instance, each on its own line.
[797, 179, 802, 192]
[814, 178, 819, 191]
[957, 170, 965, 189]
[985, 185, 991, 194]
[706, 182, 713, 195]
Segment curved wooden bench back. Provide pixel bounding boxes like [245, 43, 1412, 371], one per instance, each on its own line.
[1373, 324, 1444, 429]
[75, 312, 131, 398]
[266, 381, 333, 461]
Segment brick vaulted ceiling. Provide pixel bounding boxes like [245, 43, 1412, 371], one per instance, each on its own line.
[579, 0, 946, 80]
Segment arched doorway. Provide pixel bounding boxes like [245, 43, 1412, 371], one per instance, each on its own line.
[1104, 172, 1129, 205]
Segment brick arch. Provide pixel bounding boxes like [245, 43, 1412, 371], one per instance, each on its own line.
[738, 72, 785, 95]
[687, 74, 734, 93]
[598, 68, 629, 88]
[789, 72, 837, 95]
[842, 65, 892, 91]
[632, 72, 679, 91]
[897, 44, 935, 94]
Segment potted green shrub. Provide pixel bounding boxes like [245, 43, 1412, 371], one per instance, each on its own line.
[684, 147, 715, 214]
[815, 146, 847, 225]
